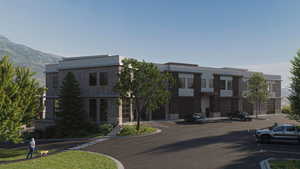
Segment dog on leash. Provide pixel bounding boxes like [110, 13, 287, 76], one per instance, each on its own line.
[39, 150, 49, 157]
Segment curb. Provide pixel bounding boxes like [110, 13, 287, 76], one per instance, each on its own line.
[113, 128, 162, 139]
[77, 150, 125, 169]
[260, 158, 272, 169]
[260, 157, 300, 169]
[69, 128, 162, 150]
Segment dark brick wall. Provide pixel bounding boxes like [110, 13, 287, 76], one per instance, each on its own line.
[233, 76, 240, 97]
[194, 73, 201, 96]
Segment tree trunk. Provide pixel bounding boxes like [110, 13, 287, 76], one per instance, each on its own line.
[136, 99, 141, 131]
[255, 101, 258, 119]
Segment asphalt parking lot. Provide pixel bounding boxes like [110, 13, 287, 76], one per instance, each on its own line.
[84, 114, 300, 169]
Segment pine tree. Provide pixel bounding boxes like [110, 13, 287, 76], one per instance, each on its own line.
[56, 72, 86, 136]
[289, 50, 300, 120]
[0, 56, 44, 143]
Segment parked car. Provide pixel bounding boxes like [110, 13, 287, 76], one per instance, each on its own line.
[228, 111, 251, 121]
[184, 113, 207, 123]
[255, 124, 300, 143]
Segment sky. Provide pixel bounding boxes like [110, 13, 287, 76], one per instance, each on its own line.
[1, 0, 300, 87]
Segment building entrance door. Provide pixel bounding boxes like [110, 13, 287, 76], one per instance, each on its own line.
[201, 96, 210, 116]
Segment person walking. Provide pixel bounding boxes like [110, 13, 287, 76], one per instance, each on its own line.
[26, 138, 36, 159]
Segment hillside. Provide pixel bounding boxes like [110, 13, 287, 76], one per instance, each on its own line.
[0, 35, 62, 85]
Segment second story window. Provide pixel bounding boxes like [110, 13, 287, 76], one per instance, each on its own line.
[53, 75, 58, 88]
[209, 79, 214, 88]
[227, 80, 232, 90]
[201, 79, 206, 88]
[89, 73, 97, 86]
[178, 74, 194, 89]
[179, 77, 185, 88]
[220, 78, 232, 90]
[220, 80, 226, 90]
[99, 72, 108, 86]
[187, 78, 193, 88]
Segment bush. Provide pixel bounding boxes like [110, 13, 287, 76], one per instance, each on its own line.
[98, 123, 113, 135]
[44, 126, 59, 138]
[21, 131, 35, 140]
[282, 105, 291, 114]
[118, 125, 156, 136]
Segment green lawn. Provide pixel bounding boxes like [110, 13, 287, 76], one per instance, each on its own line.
[270, 160, 300, 169]
[118, 125, 157, 136]
[0, 151, 117, 169]
[0, 147, 57, 162]
[0, 141, 83, 162]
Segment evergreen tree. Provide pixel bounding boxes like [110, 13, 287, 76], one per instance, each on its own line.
[289, 50, 300, 120]
[56, 72, 86, 136]
[0, 56, 44, 143]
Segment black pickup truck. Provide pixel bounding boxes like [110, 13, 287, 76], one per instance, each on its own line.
[228, 111, 252, 121]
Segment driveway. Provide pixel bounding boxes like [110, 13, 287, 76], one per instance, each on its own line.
[84, 114, 300, 169]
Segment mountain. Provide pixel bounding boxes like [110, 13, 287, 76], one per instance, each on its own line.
[0, 35, 62, 85]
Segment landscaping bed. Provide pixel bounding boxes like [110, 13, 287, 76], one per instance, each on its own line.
[0, 151, 117, 169]
[270, 160, 300, 169]
[117, 125, 157, 136]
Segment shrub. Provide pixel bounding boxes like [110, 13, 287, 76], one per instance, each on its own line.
[118, 125, 137, 136]
[282, 105, 291, 114]
[44, 126, 59, 138]
[98, 123, 113, 135]
[118, 125, 156, 136]
[21, 131, 35, 140]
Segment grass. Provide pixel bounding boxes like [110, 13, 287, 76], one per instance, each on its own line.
[118, 125, 157, 136]
[270, 160, 300, 169]
[0, 141, 84, 162]
[0, 150, 117, 169]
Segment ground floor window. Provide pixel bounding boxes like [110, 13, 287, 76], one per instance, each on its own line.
[100, 99, 108, 122]
[89, 99, 97, 121]
[122, 98, 131, 122]
[53, 99, 59, 119]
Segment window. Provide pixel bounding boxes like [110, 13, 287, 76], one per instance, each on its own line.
[99, 72, 108, 86]
[286, 126, 296, 132]
[122, 99, 131, 122]
[273, 126, 284, 132]
[53, 75, 58, 88]
[89, 99, 97, 121]
[187, 78, 193, 88]
[100, 99, 108, 121]
[227, 80, 232, 90]
[201, 79, 206, 88]
[178, 74, 194, 89]
[89, 73, 97, 86]
[220, 80, 226, 90]
[209, 79, 214, 88]
[53, 99, 59, 119]
[179, 77, 185, 88]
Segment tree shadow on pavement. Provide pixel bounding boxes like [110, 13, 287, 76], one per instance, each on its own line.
[140, 130, 258, 154]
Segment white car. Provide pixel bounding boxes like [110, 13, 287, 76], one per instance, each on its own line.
[255, 124, 300, 143]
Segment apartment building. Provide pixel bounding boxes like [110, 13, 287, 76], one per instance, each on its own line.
[45, 55, 281, 125]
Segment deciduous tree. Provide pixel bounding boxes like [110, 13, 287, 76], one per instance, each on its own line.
[244, 72, 268, 118]
[115, 58, 174, 130]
